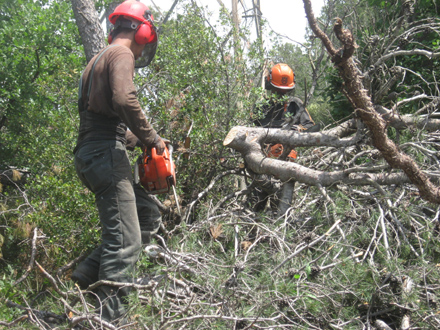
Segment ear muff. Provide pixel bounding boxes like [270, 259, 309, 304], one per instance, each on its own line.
[268, 70, 272, 83]
[135, 22, 156, 45]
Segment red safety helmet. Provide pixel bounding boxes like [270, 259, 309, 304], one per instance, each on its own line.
[108, 0, 158, 67]
[267, 63, 295, 90]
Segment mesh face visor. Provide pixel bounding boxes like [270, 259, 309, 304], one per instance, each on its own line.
[135, 40, 157, 68]
[135, 11, 158, 68]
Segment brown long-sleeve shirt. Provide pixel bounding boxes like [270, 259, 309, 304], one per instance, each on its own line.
[78, 44, 157, 148]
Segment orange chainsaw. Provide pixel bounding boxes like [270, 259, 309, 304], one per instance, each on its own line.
[134, 143, 177, 195]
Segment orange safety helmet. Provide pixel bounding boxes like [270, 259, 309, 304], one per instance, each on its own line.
[267, 63, 295, 90]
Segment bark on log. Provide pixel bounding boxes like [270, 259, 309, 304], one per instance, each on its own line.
[224, 126, 359, 150]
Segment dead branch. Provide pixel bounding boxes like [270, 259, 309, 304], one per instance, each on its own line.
[184, 169, 241, 223]
[271, 220, 341, 274]
[302, 0, 440, 204]
[0, 315, 29, 328]
[14, 228, 39, 286]
[35, 261, 68, 298]
[69, 314, 117, 329]
[5, 300, 67, 328]
[158, 314, 283, 329]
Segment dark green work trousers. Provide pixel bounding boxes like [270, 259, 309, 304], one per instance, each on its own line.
[74, 140, 161, 322]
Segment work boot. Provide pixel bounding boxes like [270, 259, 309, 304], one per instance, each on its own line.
[71, 258, 100, 290]
[95, 285, 131, 323]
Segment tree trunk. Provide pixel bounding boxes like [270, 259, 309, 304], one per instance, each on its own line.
[70, 0, 106, 63]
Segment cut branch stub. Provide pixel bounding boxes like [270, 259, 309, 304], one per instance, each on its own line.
[223, 126, 247, 150]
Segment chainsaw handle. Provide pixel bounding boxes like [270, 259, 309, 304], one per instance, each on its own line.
[144, 144, 172, 157]
[143, 140, 172, 155]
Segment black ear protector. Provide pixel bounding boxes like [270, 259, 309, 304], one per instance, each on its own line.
[268, 69, 272, 82]
[108, 19, 134, 44]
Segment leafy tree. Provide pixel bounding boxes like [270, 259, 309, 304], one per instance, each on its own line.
[0, 0, 96, 284]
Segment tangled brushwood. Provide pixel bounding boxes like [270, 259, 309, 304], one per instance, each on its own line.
[1, 174, 440, 329]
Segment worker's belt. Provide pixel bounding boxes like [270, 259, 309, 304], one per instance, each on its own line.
[73, 110, 127, 154]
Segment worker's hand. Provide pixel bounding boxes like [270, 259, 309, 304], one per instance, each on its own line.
[151, 135, 166, 155]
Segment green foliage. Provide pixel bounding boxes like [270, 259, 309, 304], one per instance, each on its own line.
[0, 0, 83, 167]
[136, 1, 264, 199]
[323, 66, 354, 121]
[306, 96, 337, 128]
[0, 0, 92, 304]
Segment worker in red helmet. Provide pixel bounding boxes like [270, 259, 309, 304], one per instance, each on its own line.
[251, 63, 319, 213]
[71, 0, 166, 323]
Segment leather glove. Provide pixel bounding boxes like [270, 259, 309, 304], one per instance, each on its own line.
[150, 134, 166, 155]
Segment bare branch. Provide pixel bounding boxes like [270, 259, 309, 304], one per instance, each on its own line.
[302, 0, 440, 204]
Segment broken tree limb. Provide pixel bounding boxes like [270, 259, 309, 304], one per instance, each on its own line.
[14, 228, 39, 286]
[223, 126, 440, 187]
[223, 127, 347, 185]
[224, 126, 359, 150]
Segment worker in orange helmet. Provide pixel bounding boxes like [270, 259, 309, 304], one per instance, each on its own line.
[254, 62, 320, 159]
[255, 63, 316, 131]
[251, 63, 319, 212]
[71, 0, 166, 324]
